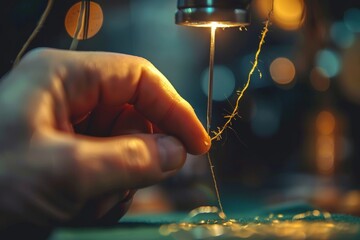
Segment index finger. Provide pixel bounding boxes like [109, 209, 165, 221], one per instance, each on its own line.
[20, 49, 211, 154]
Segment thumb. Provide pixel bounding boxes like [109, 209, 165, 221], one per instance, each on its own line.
[33, 132, 186, 200]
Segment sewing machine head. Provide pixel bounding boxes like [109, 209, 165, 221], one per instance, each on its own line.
[175, 0, 251, 28]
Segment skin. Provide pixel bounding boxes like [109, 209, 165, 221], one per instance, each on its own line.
[0, 48, 210, 228]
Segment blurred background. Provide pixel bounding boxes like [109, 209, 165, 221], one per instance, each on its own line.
[0, 0, 360, 217]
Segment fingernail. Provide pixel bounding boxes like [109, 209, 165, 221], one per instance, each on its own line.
[158, 136, 185, 172]
[204, 135, 211, 148]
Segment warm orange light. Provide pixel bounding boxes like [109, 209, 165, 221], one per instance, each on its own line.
[185, 21, 243, 28]
[254, 0, 273, 18]
[274, 0, 305, 30]
[315, 111, 336, 176]
[310, 67, 330, 92]
[316, 135, 335, 175]
[343, 191, 360, 213]
[65, 1, 103, 40]
[254, 0, 305, 30]
[318, 156, 334, 174]
[316, 111, 336, 135]
[270, 57, 296, 85]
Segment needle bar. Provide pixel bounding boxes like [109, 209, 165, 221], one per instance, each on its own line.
[206, 26, 216, 133]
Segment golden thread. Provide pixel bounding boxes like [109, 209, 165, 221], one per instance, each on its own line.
[207, 152, 226, 218]
[210, 7, 274, 141]
[205, 1, 274, 218]
[13, 0, 54, 67]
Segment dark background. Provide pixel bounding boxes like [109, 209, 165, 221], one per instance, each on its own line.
[0, 0, 359, 215]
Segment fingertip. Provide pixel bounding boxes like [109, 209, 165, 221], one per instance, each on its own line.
[204, 135, 212, 152]
[192, 133, 211, 155]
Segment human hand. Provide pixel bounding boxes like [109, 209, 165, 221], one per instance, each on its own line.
[0, 48, 210, 228]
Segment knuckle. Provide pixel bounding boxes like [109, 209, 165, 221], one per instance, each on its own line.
[123, 139, 152, 171]
[48, 144, 84, 201]
[121, 139, 159, 187]
[135, 56, 151, 66]
[21, 47, 54, 63]
[135, 56, 156, 73]
[17, 48, 58, 74]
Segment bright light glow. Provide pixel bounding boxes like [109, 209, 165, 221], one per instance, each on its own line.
[254, 0, 305, 30]
[344, 8, 360, 33]
[184, 21, 246, 28]
[330, 21, 355, 48]
[270, 57, 296, 85]
[65, 1, 103, 40]
[210, 22, 222, 29]
[201, 65, 236, 101]
[316, 49, 341, 78]
[310, 67, 330, 92]
[274, 0, 305, 30]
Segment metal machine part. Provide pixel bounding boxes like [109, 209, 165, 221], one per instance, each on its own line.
[175, 0, 253, 215]
[175, 0, 251, 27]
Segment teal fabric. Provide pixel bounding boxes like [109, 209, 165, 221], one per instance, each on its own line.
[49, 202, 360, 240]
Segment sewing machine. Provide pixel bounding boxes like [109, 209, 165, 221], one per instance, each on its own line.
[176, 0, 251, 27]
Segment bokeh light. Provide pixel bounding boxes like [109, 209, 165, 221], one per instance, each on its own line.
[201, 65, 236, 101]
[316, 135, 335, 175]
[316, 111, 336, 175]
[254, 0, 305, 30]
[343, 191, 360, 214]
[65, 1, 103, 40]
[315, 49, 341, 78]
[310, 67, 330, 92]
[270, 57, 296, 85]
[253, 0, 273, 18]
[340, 38, 360, 104]
[344, 8, 360, 33]
[330, 21, 355, 48]
[161, 207, 358, 240]
[316, 111, 336, 135]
